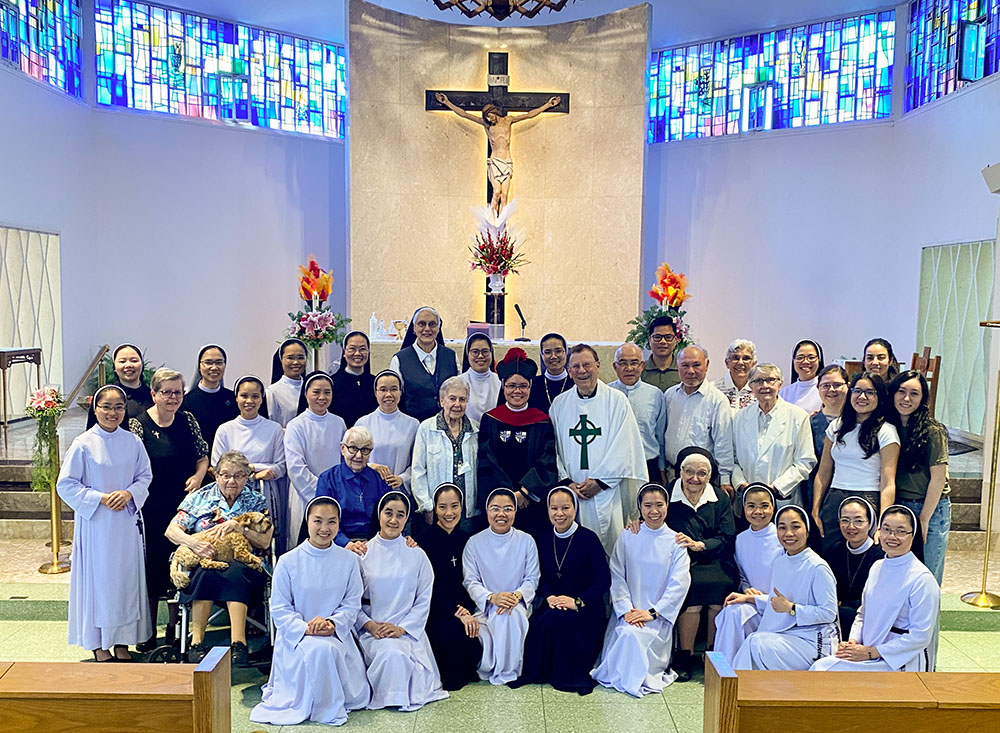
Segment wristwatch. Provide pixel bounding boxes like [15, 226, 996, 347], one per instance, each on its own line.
[574, 597, 584, 609]
[648, 607, 659, 619]
[789, 603, 796, 617]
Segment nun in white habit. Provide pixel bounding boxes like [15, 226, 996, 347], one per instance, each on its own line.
[57, 384, 153, 660]
[356, 492, 448, 711]
[356, 370, 419, 492]
[250, 497, 370, 727]
[462, 488, 540, 684]
[266, 338, 308, 428]
[591, 483, 691, 696]
[714, 483, 784, 663]
[811, 505, 939, 672]
[733, 505, 839, 671]
[458, 333, 502, 424]
[284, 371, 346, 542]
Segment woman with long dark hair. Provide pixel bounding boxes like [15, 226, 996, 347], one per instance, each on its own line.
[812, 372, 899, 556]
[863, 338, 900, 383]
[887, 370, 949, 584]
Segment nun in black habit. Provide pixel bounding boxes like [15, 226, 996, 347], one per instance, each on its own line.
[330, 331, 377, 428]
[822, 495, 884, 637]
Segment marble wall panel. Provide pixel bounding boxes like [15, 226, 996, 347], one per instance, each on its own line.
[348, 0, 648, 341]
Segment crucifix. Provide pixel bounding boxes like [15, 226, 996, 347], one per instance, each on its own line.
[569, 414, 601, 471]
[426, 51, 570, 215]
[449, 555, 458, 567]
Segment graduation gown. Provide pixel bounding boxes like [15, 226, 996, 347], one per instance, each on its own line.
[477, 404, 558, 537]
[266, 375, 304, 428]
[355, 409, 419, 492]
[315, 463, 391, 546]
[462, 526, 540, 684]
[356, 535, 448, 711]
[212, 415, 286, 542]
[250, 541, 370, 726]
[85, 381, 152, 429]
[460, 369, 502, 424]
[550, 382, 648, 554]
[591, 523, 691, 696]
[515, 524, 610, 693]
[714, 524, 783, 663]
[811, 552, 939, 672]
[824, 538, 885, 638]
[733, 547, 839, 671]
[284, 410, 346, 544]
[528, 372, 573, 415]
[331, 369, 377, 428]
[57, 426, 153, 650]
[181, 385, 238, 454]
[419, 523, 481, 690]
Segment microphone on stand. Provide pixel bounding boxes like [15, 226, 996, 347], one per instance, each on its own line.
[514, 303, 530, 342]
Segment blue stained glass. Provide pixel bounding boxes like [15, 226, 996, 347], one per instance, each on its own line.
[906, 0, 1000, 111]
[94, 0, 346, 138]
[648, 10, 895, 142]
[0, 0, 81, 97]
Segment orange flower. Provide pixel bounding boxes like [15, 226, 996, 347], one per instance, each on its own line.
[648, 263, 689, 307]
[298, 256, 334, 302]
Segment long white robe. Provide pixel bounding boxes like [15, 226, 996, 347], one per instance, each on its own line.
[731, 398, 816, 505]
[284, 410, 346, 543]
[733, 547, 839, 671]
[356, 534, 448, 711]
[460, 368, 502, 425]
[462, 526, 540, 684]
[355, 408, 419, 492]
[212, 414, 286, 531]
[57, 426, 153, 650]
[591, 523, 691, 696]
[714, 524, 783, 663]
[779, 378, 822, 414]
[550, 381, 648, 554]
[250, 540, 370, 726]
[810, 552, 939, 672]
[266, 375, 304, 428]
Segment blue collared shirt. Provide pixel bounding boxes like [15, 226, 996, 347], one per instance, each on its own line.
[315, 462, 393, 546]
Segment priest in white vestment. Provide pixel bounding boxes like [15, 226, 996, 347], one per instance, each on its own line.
[811, 505, 939, 672]
[463, 489, 540, 684]
[251, 497, 370, 727]
[731, 364, 816, 508]
[714, 484, 783, 663]
[356, 492, 448, 711]
[551, 345, 648, 554]
[591, 484, 691, 696]
[57, 384, 153, 660]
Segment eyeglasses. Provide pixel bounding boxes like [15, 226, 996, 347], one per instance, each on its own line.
[879, 525, 913, 538]
[851, 388, 877, 398]
[344, 445, 373, 456]
[344, 346, 369, 355]
[95, 403, 126, 412]
[794, 354, 819, 363]
[650, 334, 677, 343]
[616, 360, 643, 369]
[504, 383, 530, 392]
[218, 472, 249, 482]
[681, 469, 710, 479]
[541, 348, 565, 357]
[749, 377, 780, 386]
[839, 518, 869, 528]
[415, 320, 439, 329]
[728, 355, 755, 363]
[200, 359, 225, 367]
[819, 382, 847, 391]
[468, 348, 492, 358]
[157, 389, 183, 398]
[487, 505, 515, 514]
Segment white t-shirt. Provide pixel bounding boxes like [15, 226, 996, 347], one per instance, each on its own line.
[826, 419, 899, 492]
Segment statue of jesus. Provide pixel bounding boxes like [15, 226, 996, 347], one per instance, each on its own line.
[435, 92, 561, 215]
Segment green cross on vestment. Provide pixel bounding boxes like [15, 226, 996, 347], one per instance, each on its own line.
[570, 414, 601, 470]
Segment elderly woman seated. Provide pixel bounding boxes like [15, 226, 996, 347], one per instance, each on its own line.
[164, 450, 273, 666]
[412, 376, 479, 525]
[315, 425, 393, 550]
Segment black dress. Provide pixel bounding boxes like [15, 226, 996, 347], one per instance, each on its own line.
[86, 380, 153, 429]
[668, 493, 738, 608]
[527, 373, 572, 415]
[477, 405, 558, 538]
[513, 525, 610, 694]
[129, 410, 208, 599]
[824, 540, 884, 637]
[330, 369, 376, 428]
[419, 522, 481, 690]
[181, 386, 238, 454]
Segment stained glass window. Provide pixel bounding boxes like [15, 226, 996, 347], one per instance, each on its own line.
[906, 0, 1000, 111]
[648, 11, 896, 143]
[0, 0, 82, 97]
[94, 0, 347, 138]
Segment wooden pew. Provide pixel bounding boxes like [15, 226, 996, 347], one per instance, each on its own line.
[0, 646, 230, 733]
[703, 651, 1000, 732]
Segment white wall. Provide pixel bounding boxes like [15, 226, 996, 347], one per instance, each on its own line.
[643, 75, 1000, 381]
[0, 66, 347, 389]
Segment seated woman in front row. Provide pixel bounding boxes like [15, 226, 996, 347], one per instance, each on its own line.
[462, 488, 540, 685]
[250, 497, 369, 727]
[732, 506, 839, 671]
[591, 483, 691, 696]
[811, 505, 939, 672]
[824, 496, 883, 638]
[356, 492, 448, 712]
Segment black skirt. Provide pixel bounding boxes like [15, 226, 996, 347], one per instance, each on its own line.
[178, 562, 267, 605]
[683, 561, 738, 609]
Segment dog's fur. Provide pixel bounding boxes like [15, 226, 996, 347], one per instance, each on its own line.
[169, 511, 272, 589]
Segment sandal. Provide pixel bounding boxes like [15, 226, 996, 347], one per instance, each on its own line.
[92, 650, 113, 662]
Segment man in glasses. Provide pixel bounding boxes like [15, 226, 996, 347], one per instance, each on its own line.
[641, 316, 681, 391]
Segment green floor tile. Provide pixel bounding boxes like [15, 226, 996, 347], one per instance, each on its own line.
[666, 702, 703, 733]
[660, 679, 705, 704]
[445, 680, 543, 704]
[413, 701, 542, 732]
[541, 683, 666, 705]
[543, 700, 676, 733]
[0, 620, 87, 661]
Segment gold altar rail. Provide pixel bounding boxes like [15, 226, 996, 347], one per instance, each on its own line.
[58, 344, 109, 424]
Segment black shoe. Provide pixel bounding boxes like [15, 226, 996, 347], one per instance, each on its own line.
[188, 643, 209, 663]
[673, 650, 693, 682]
[231, 641, 249, 667]
[136, 636, 157, 653]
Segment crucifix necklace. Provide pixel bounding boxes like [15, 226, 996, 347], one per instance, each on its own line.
[553, 534, 575, 579]
[450, 555, 458, 567]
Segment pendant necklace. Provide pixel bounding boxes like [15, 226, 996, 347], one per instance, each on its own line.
[553, 533, 575, 579]
[546, 375, 568, 406]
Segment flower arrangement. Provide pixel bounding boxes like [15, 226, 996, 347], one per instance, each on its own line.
[469, 202, 529, 277]
[26, 388, 67, 493]
[626, 262, 693, 350]
[287, 256, 350, 353]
